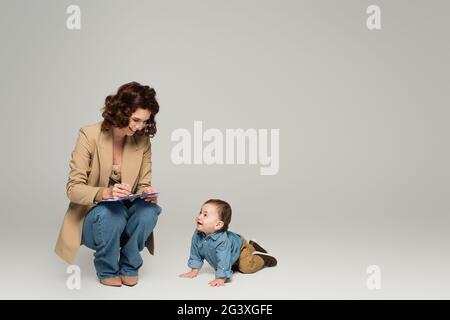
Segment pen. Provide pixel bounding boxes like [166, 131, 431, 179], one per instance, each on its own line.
[109, 177, 121, 185]
[110, 177, 132, 194]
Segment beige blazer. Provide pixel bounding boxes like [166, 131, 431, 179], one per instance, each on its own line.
[55, 122, 155, 263]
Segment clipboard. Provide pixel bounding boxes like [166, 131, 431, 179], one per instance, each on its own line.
[98, 191, 160, 203]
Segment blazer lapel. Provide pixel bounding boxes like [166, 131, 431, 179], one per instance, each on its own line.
[98, 128, 113, 188]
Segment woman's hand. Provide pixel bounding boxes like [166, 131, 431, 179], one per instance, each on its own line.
[112, 183, 132, 199]
[103, 183, 132, 200]
[142, 186, 159, 204]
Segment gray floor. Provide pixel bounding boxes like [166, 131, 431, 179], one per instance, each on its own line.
[1, 204, 449, 300]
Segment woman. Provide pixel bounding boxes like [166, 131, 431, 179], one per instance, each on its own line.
[55, 81, 161, 287]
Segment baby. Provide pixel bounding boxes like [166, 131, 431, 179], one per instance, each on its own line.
[179, 199, 277, 286]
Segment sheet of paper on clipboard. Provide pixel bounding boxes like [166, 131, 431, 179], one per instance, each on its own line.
[98, 191, 160, 203]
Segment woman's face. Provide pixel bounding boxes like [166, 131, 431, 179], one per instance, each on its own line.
[118, 108, 151, 137]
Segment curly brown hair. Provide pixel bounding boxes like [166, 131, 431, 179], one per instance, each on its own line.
[101, 81, 159, 137]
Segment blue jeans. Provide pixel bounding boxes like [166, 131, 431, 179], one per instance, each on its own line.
[82, 198, 162, 280]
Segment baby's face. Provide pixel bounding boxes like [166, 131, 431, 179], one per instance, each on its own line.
[196, 203, 222, 235]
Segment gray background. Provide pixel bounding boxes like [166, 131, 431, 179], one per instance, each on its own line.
[0, 0, 449, 299]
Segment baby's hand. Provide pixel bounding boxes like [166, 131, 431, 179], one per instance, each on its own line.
[179, 269, 199, 278]
[208, 278, 226, 287]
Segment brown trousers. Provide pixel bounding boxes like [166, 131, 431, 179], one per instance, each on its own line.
[233, 239, 265, 273]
